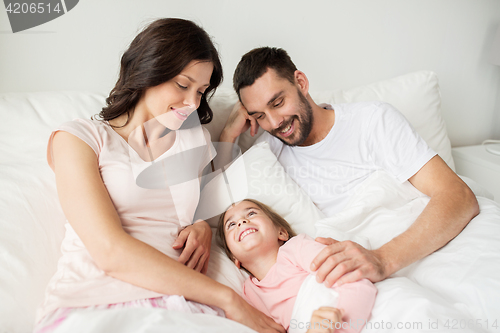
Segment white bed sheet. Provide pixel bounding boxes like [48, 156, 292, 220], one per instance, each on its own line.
[49, 170, 500, 333]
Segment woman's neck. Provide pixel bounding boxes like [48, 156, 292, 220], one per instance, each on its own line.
[109, 112, 175, 162]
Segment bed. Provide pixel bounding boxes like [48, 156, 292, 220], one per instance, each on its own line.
[1, 70, 499, 333]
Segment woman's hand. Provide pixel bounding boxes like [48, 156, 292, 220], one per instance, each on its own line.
[306, 307, 344, 333]
[172, 219, 212, 274]
[223, 292, 286, 333]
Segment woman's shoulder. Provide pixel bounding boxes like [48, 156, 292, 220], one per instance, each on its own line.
[52, 118, 110, 157]
[58, 117, 108, 131]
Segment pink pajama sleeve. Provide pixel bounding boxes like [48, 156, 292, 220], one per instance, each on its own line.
[335, 279, 377, 333]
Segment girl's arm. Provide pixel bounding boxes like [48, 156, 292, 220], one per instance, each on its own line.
[51, 131, 284, 333]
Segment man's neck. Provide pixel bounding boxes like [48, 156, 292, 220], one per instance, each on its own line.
[299, 97, 335, 146]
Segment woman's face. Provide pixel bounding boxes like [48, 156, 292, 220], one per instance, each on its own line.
[138, 60, 214, 130]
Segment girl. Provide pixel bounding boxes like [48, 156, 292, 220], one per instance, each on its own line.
[217, 199, 377, 333]
[35, 18, 283, 333]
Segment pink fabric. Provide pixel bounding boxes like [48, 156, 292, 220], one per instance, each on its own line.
[336, 279, 377, 333]
[34, 295, 224, 333]
[37, 119, 215, 323]
[242, 234, 377, 331]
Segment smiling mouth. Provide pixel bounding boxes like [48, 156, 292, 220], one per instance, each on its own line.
[278, 119, 294, 137]
[239, 228, 257, 241]
[172, 109, 188, 120]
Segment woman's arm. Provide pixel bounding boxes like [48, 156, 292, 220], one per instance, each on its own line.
[51, 131, 284, 333]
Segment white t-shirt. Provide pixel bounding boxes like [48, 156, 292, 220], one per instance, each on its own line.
[255, 101, 436, 216]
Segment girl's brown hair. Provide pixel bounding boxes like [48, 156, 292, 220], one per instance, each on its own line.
[98, 18, 223, 127]
[216, 199, 297, 265]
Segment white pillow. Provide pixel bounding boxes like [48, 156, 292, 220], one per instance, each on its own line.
[197, 142, 325, 295]
[233, 70, 454, 170]
[204, 88, 239, 144]
[327, 70, 454, 170]
[194, 141, 325, 236]
[0, 91, 106, 333]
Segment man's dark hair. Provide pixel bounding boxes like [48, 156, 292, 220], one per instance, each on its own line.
[233, 47, 297, 99]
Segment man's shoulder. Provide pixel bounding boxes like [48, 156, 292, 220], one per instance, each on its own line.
[337, 101, 391, 113]
[335, 101, 404, 128]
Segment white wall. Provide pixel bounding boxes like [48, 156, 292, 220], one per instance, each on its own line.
[1, 0, 499, 147]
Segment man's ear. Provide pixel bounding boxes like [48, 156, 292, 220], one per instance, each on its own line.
[294, 70, 309, 95]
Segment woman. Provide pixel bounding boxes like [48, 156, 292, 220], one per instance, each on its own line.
[35, 18, 284, 333]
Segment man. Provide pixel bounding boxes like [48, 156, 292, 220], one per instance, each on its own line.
[219, 47, 479, 288]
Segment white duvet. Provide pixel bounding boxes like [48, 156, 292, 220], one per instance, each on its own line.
[54, 171, 500, 333]
[316, 171, 500, 333]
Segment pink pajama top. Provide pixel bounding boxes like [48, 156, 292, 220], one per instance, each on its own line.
[37, 119, 214, 322]
[242, 234, 377, 332]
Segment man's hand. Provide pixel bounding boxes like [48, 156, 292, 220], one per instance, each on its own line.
[311, 238, 387, 287]
[172, 220, 212, 274]
[219, 102, 259, 143]
[306, 307, 344, 333]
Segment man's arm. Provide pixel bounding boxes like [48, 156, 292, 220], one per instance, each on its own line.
[213, 102, 259, 170]
[311, 155, 479, 287]
[219, 102, 259, 143]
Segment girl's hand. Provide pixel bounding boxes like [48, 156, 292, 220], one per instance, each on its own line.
[224, 292, 286, 333]
[172, 219, 212, 274]
[306, 307, 344, 333]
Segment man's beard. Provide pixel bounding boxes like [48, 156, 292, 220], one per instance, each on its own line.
[271, 88, 313, 147]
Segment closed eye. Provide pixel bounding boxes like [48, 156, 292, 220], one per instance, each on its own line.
[273, 99, 283, 108]
[177, 83, 187, 90]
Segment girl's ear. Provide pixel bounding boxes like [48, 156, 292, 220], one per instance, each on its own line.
[278, 228, 289, 242]
[233, 258, 241, 269]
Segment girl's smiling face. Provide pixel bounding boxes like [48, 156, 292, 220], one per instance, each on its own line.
[223, 200, 289, 267]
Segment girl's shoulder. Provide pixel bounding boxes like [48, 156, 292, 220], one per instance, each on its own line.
[286, 233, 314, 246]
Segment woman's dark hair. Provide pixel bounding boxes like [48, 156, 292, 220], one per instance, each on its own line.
[98, 18, 223, 126]
[233, 47, 296, 100]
